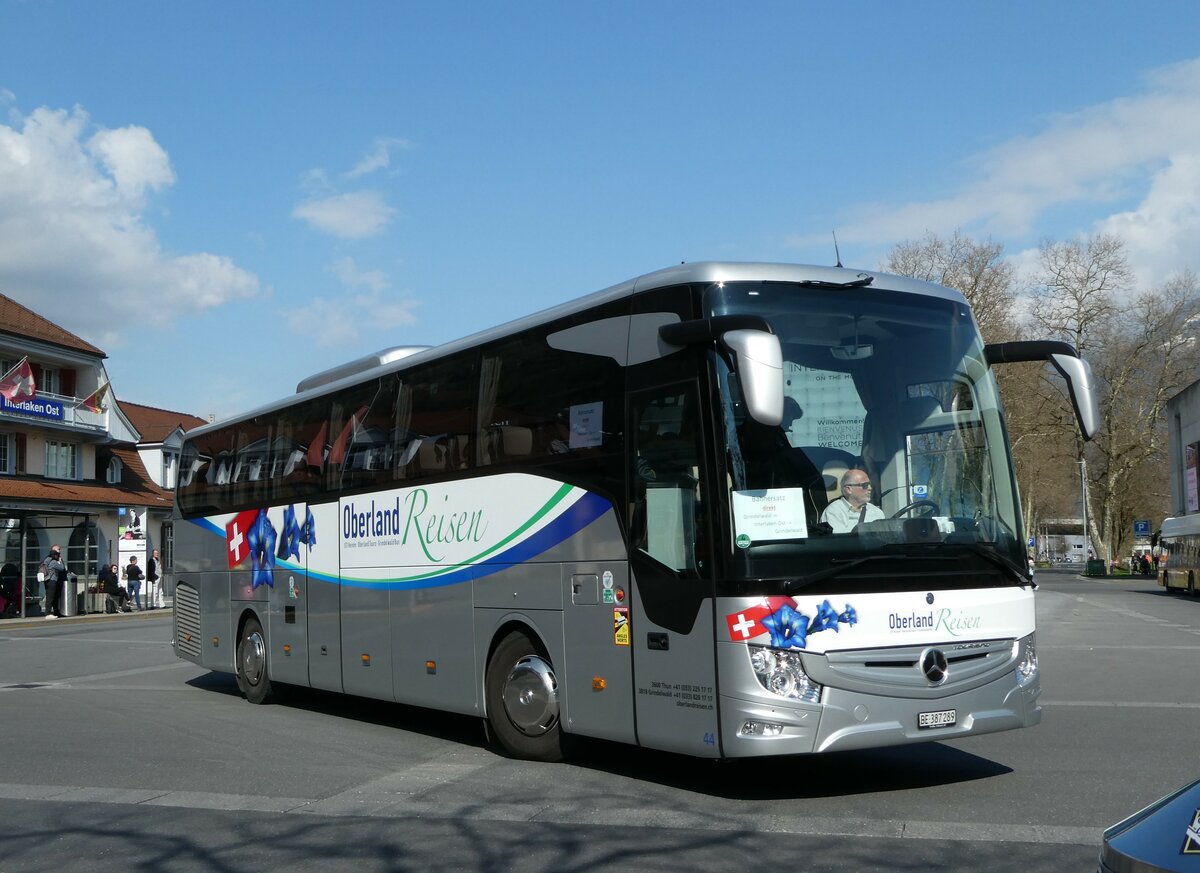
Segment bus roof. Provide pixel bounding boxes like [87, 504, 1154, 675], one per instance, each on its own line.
[1159, 515, 1200, 539]
[183, 261, 967, 440]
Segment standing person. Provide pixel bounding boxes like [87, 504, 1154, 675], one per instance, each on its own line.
[819, 468, 885, 533]
[145, 549, 160, 609]
[41, 544, 67, 619]
[124, 555, 144, 611]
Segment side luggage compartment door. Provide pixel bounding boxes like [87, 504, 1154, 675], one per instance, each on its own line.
[267, 502, 313, 687]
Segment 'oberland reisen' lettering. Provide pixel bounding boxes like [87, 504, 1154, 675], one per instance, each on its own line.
[888, 608, 985, 636]
[342, 490, 488, 563]
[890, 611, 934, 630]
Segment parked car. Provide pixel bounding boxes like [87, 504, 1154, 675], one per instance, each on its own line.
[1098, 776, 1200, 872]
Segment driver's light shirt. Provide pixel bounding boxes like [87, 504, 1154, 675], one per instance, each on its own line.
[820, 496, 884, 533]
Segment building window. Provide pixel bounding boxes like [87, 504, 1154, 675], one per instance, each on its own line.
[0, 433, 9, 474]
[163, 451, 178, 489]
[45, 440, 78, 480]
[68, 522, 98, 579]
[39, 367, 60, 396]
[106, 457, 122, 484]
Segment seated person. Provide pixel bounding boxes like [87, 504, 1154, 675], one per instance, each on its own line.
[820, 468, 885, 533]
[99, 563, 132, 612]
[0, 562, 19, 617]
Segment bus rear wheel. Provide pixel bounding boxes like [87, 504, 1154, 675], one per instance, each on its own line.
[236, 616, 276, 705]
[485, 631, 564, 762]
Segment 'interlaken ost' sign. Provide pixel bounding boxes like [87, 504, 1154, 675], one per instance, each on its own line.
[0, 394, 65, 421]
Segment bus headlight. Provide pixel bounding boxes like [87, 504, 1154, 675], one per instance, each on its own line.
[1015, 635, 1038, 687]
[748, 644, 822, 703]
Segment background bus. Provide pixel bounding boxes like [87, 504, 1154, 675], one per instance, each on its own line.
[1158, 515, 1200, 596]
[172, 261, 1098, 761]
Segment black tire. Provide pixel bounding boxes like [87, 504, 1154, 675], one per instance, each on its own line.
[236, 616, 276, 705]
[485, 631, 564, 762]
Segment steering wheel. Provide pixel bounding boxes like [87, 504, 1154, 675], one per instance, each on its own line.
[890, 499, 940, 519]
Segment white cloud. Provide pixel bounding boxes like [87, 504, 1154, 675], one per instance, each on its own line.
[343, 137, 412, 180]
[806, 58, 1200, 285]
[88, 125, 174, 201]
[0, 101, 259, 345]
[292, 190, 395, 239]
[288, 257, 418, 348]
[285, 297, 360, 349]
[332, 256, 389, 293]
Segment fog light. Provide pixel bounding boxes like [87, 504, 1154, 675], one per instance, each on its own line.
[740, 720, 784, 737]
[748, 645, 822, 703]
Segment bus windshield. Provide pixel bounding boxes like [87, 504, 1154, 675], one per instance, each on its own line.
[706, 280, 1026, 590]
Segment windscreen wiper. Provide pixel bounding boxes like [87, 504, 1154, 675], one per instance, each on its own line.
[783, 552, 953, 592]
[953, 543, 1033, 587]
[795, 274, 874, 290]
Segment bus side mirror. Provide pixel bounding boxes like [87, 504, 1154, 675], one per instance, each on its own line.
[658, 316, 784, 426]
[1049, 353, 1100, 441]
[984, 340, 1101, 441]
[721, 329, 783, 426]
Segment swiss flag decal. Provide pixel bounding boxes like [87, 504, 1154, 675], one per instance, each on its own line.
[725, 604, 771, 641]
[225, 510, 260, 568]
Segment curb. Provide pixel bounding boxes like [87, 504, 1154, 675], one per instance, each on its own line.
[0, 607, 172, 629]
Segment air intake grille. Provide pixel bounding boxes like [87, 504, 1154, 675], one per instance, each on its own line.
[174, 582, 201, 660]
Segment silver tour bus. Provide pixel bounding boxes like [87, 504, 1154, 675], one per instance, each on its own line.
[172, 262, 1099, 761]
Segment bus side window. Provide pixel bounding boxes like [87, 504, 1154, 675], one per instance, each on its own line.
[631, 385, 707, 575]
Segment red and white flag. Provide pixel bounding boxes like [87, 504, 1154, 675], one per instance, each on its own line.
[80, 381, 110, 413]
[725, 604, 772, 642]
[0, 357, 36, 403]
[225, 510, 260, 568]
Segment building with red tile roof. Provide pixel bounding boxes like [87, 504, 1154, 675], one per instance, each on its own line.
[0, 293, 202, 618]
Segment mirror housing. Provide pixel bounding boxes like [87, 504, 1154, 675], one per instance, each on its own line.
[721, 329, 784, 426]
[984, 340, 1101, 441]
[660, 316, 783, 425]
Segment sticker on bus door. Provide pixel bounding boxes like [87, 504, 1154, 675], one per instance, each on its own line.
[613, 607, 629, 646]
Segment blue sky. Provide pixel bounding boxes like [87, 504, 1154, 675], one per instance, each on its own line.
[2, 2, 1200, 422]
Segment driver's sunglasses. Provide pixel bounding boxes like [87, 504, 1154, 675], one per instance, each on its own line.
[846, 482, 872, 489]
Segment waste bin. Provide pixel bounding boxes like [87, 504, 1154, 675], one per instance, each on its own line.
[61, 573, 81, 617]
[1085, 559, 1107, 577]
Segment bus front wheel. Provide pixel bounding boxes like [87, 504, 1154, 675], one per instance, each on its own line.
[236, 616, 276, 705]
[485, 631, 565, 762]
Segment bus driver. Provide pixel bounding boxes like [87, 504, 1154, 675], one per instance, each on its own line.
[820, 468, 884, 533]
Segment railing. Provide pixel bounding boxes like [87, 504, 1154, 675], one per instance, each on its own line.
[0, 391, 108, 432]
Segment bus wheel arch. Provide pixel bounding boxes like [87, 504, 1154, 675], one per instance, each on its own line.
[484, 625, 565, 762]
[235, 611, 276, 705]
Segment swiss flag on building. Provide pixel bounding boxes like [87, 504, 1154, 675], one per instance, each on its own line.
[0, 358, 36, 403]
[225, 510, 260, 568]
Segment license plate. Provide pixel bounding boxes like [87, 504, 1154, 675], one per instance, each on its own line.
[918, 709, 957, 729]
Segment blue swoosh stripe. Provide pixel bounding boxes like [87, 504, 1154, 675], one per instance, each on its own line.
[191, 491, 614, 591]
[344, 491, 613, 590]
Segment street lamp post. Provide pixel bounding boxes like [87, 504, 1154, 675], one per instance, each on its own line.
[1079, 457, 1090, 564]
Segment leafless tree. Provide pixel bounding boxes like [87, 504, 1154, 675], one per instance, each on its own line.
[1027, 234, 1200, 561]
[883, 230, 1018, 343]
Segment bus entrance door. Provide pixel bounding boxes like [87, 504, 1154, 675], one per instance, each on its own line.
[627, 382, 720, 756]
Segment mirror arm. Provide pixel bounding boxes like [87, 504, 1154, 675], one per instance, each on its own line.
[983, 340, 1078, 364]
[659, 315, 773, 347]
